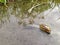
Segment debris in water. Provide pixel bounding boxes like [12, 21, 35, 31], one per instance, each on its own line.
[18, 22, 22, 25]
[39, 24, 51, 34]
[29, 19, 34, 24]
[41, 16, 44, 19]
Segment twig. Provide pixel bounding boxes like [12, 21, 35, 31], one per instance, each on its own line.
[28, 2, 50, 13]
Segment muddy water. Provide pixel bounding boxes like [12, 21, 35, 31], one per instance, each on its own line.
[0, 4, 60, 45]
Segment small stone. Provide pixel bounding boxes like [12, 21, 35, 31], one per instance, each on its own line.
[39, 24, 51, 34]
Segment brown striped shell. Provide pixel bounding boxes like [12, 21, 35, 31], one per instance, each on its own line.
[39, 24, 51, 34]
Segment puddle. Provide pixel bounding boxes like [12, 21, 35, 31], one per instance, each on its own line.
[0, 1, 60, 45]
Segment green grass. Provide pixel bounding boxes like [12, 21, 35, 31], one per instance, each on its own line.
[0, 0, 6, 5]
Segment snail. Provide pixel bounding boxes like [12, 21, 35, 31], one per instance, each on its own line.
[26, 24, 51, 34]
[39, 24, 51, 34]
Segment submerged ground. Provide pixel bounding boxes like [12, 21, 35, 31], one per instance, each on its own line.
[0, 2, 60, 45]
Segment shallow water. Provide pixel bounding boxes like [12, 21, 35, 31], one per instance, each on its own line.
[0, 3, 60, 45]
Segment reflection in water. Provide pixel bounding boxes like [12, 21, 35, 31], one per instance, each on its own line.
[0, 1, 60, 45]
[0, 0, 52, 26]
[0, 0, 60, 26]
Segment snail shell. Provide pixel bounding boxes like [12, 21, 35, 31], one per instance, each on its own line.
[39, 24, 51, 34]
